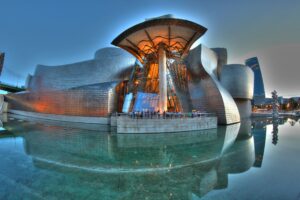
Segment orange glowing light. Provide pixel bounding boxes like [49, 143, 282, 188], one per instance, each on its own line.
[35, 102, 48, 112]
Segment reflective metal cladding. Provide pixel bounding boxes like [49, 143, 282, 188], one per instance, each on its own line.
[5, 16, 255, 125]
[185, 45, 241, 124]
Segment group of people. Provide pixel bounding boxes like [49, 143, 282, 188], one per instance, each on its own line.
[124, 110, 207, 119]
[128, 110, 181, 119]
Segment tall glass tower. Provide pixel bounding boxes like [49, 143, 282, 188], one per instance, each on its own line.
[245, 57, 265, 104]
[0, 52, 4, 76]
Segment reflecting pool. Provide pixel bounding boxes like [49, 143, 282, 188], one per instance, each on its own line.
[0, 114, 300, 200]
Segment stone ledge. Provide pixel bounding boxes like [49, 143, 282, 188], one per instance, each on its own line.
[8, 109, 110, 124]
[116, 116, 217, 133]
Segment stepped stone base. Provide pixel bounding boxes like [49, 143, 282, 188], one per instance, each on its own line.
[115, 116, 217, 133]
[8, 109, 110, 124]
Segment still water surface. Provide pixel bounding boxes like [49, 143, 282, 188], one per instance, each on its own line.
[0, 115, 300, 200]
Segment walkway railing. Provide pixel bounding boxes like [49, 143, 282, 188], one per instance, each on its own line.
[0, 81, 26, 93]
[112, 112, 216, 119]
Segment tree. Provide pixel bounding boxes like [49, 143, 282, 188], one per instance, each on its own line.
[288, 98, 298, 110]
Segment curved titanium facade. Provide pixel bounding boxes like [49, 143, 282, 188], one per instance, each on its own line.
[5, 16, 255, 124]
[185, 45, 240, 125]
[5, 46, 253, 123]
[220, 64, 254, 118]
[6, 48, 136, 117]
[27, 47, 136, 91]
[6, 82, 118, 117]
[220, 64, 254, 100]
[211, 48, 227, 79]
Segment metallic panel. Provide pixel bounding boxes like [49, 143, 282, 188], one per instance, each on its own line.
[185, 44, 240, 125]
[220, 64, 254, 100]
[28, 47, 136, 91]
[6, 82, 118, 117]
[235, 99, 252, 119]
[211, 48, 227, 80]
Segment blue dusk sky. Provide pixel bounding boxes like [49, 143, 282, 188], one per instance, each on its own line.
[0, 0, 300, 97]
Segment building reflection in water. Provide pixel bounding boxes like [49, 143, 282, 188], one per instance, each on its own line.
[251, 118, 267, 167]
[1, 114, 290, 200]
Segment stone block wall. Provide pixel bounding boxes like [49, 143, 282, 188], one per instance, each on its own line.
[116, 116, 217, 133]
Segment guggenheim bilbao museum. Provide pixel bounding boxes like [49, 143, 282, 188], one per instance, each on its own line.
[6, 15, 254, 125]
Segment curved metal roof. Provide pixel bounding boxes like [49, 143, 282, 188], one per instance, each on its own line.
[111, 17, 207, 63]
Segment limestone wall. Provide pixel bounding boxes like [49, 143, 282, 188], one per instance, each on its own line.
[0, 94, 8, 113]
[116, 116, 217, 133]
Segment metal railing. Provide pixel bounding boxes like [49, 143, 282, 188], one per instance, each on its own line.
[112, 111, 216, 119]
[0, 81, 26, 93]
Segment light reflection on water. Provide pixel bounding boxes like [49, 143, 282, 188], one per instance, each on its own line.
[0, 114, 299, 200]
